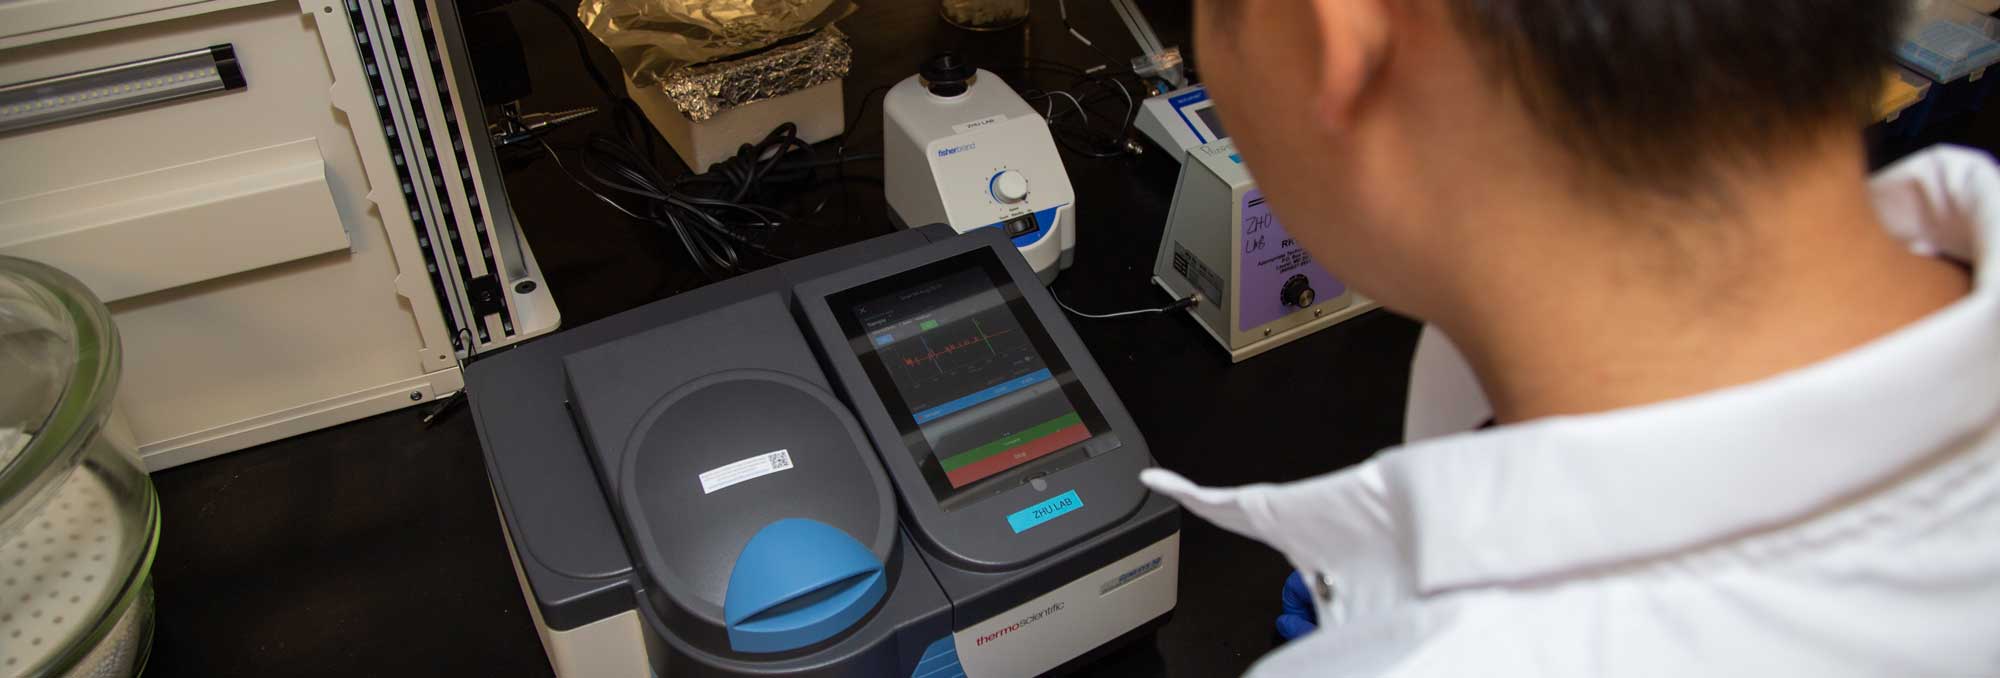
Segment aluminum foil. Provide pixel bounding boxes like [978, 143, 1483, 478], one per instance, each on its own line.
[650, 27, 851, 121]
[580, 0, 856, 87]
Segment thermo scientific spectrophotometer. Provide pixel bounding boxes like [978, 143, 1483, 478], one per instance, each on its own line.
[469, 226, 1180, 677]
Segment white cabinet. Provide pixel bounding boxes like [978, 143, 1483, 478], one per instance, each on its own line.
[0, 0, 559, 469]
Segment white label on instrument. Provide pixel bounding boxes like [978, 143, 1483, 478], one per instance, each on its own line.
[954, 114, 1008, 134]
[699, 450, 794, 494]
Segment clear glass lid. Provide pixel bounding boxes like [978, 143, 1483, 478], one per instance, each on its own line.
[0, 256, 120, 531]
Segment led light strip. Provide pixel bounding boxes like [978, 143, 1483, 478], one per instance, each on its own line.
[341, 0, 468, 351]
[0, 45, 245, 135]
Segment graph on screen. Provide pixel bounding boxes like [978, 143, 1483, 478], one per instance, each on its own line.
[898, 321, 1012, 368]
[838, 252, 1115, 503]
[881, 306, 1041, 413]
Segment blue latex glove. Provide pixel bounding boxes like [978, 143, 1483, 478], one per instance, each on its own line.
[1276, 570, 1319, 641]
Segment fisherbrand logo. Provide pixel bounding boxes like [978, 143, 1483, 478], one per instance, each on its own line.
[974, 602, 1064, 647]
[937, 143, 977, 158]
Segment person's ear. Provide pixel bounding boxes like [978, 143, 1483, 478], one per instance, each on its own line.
[1306, 0, 1393, 134]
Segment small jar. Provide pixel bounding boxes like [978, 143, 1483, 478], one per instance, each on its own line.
[941, 0, 1030, 31]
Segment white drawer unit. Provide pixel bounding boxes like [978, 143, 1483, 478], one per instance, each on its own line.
[0, 0, 559, 469]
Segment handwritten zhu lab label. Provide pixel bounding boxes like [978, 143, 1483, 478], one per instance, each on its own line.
[953, 114, 1009, 134]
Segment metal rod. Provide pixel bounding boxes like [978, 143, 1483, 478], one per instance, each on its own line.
[0, 44, 242, 135]
[0, 46, 216, 96]
[1109, 0, 1186, 88]
[1111, 0, 1165, 58]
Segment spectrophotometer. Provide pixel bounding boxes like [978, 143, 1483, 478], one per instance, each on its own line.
[468, 226, 1181, 677]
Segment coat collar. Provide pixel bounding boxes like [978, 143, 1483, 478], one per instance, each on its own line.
[1146, 146, 2000, 595]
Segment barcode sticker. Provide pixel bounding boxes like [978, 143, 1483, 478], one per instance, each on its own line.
[699, 449, 794, 494]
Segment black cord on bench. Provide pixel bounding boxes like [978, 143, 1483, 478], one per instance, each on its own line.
[533, 121, 883, 279]
[1055, 293, 1198, 320]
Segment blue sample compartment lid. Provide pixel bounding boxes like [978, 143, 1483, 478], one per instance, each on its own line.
[723, 518, 888, 653]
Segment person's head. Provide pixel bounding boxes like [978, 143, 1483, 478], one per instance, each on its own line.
[1193, 0, 1907, 323]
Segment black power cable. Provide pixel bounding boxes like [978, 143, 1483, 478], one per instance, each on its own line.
[838, 84, 894, 164]
[1056, 293, 1198, 320]
[531, 118, 883, 279]
[1010, 60, 1141, 159]
[589, 123, 797, 276]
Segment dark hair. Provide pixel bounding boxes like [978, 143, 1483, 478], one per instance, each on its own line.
[1205, 1, 1909, 193]
[1447, 1, 1907, 192]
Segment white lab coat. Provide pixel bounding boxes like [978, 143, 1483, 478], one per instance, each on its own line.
[1142, 146, 2000, 677]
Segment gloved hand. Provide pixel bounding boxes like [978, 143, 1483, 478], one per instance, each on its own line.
[1277, 570, 1319, 641]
